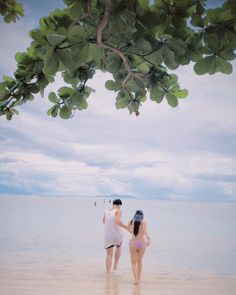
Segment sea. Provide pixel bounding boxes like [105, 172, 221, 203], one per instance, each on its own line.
[0, 195, 236, 277]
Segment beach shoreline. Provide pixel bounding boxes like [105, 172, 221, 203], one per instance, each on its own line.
[1, 266, 236, 295]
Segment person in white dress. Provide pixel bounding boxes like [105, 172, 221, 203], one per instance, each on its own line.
[103, 199, 127, 275]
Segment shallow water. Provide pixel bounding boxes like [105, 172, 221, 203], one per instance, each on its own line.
[0, 196, 236, 276]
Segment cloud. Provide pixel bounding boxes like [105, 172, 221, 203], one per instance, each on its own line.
[0, 139, 235, 201]
[1, 64, 236, 200]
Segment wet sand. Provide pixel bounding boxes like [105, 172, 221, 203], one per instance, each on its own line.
[1, 266, 236, 295]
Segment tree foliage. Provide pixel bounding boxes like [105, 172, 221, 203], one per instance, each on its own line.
[0, 0, 236, 120]
[0, 0, 24, 23]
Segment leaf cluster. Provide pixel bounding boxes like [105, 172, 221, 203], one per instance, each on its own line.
[0, 0, 24, 23]
[0, 0, 235, 120]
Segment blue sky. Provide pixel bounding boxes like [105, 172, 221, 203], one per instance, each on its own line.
[0, 0, 236, 201]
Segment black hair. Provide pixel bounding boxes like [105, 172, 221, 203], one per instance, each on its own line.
[113, 199, 122, 206]
[131, 210, 144, 236]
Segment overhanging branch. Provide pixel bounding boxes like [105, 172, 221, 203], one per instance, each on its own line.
[96, 0, 145, 88]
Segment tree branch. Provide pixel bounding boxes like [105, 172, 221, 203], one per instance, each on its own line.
[96, 0, 145, 88]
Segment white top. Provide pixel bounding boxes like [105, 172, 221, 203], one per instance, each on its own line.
[104, 209, 123, 248]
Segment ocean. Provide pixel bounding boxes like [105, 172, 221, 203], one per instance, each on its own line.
[0, 195, 236, 278]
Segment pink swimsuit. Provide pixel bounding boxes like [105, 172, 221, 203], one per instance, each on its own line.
[130, 239, 147, 250]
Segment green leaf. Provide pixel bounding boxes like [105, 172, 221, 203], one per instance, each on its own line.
[47, 105, 59, 117]
[130, 37, 152, 55]
[166, 93, 178, 107]
[76, 97, 88, 110]
[3, 76, 16, 89]
[137, 0, 149, 9]
[27, 93, 34, 101]
[0, 90, 11, 102]
[33, 61, 44, 75]
[196, 2, 205, 15]
[194, 55, 217, 75]
[191, 13, 204, 28]
[168, 74, 178, 86]
[72, 44, 89, 66]
[30, 29, 47, 44]
[68, 25, 87, 42]
[43, 49, 59, 77]
[70, 93, 88, 110]
[15, 52, 32, 64]
[4, 14, 14, 23]
[136, 62, 150, 74]
[47, 34, 66, 47]
[83, 86, 94, 99]
[38, 77, 49, 97]
[140, 95, 147, 102]
[88, 43, 103, 62]
[115, 97, 130, 109]
[15, 3, 24, 16]
[129, 101, 140, 113]
[59, 105, 72, 119]
[57, 49, 75, 69]
[51, 105, 59, 117]
[150, 86, 165, 103]
[115, 90, 130, 109]
[136, 38, 152, 53]
[172, 89, 188, 98]
[219, 9, 233, 21]
[144, 50, 162, 67]
[204, 34, 219, 51]
[162, 46, 177, 69]
[216, 57, 233, 74]
[102, 52, 122, 73]
[69, 1, 84, 20]
[166, 38, 187, 56]
[48, 92, 59, 103]
[219, 50, 236, 61]
[105, 80, 121, 91]
[58, 86, 74, 98]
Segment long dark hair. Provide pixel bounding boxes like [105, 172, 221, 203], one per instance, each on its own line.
[131, 210, 144, 236]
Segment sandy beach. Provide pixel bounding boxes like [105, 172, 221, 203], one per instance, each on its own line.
[1, 265, 236, 295]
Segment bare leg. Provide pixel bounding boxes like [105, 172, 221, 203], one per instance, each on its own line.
[113, 245, 121, 271]
[106, 247, 113, 275]
[137, 248, 145, 283]
[129, 243, 138, 285]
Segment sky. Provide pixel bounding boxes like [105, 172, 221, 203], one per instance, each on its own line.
[0, 0, 235, 201]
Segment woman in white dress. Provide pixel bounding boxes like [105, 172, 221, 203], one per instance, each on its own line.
[103, 199, 127, 275]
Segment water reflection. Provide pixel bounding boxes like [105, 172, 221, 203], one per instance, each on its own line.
[104, 275, 142, 295]
[104, 276, 119, 295]
[132, 285, 141, 295]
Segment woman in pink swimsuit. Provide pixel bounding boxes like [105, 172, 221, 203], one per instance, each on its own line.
[128, 210, 150, 285]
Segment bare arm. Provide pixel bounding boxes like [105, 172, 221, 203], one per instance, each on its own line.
[127, 221, 132, 233]
[102, 213, 105, 224]
[115, 209, 127, 230]
[142, 222, 150, 238]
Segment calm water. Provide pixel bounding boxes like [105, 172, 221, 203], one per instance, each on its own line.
[0, 196, 236, 276]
